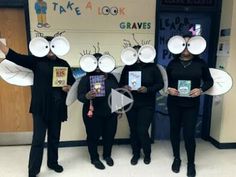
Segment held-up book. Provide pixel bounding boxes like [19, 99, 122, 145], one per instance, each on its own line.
[128, 71, 141, 90]
[52, 67, 68, 87]
[178, 80, 191, 97]
[90, 75, 105, 97]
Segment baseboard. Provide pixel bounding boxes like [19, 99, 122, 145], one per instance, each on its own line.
[209, 137, 236, 149]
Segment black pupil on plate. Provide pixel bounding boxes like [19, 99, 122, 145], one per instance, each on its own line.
[182, 43, 185, 46]
[133, 54, 136, 57]
[187, 43, 190, 46]
[52, 45, 55, 48]
[46, 46, 48, 48]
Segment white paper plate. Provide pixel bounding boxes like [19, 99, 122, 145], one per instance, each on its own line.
[66, 78, 81, 106]
[80, 55, 98, 72]
[29, 37, 50, 57]
[157, 64, 168, 96]
[98, 55, 115, 73]
[167, 35, 186, 54]
[204, 68, 233, 96]
[138, 45, 156, 63]
[50, 36, 70, 56]
[111, 66, 124, 82]
[187, 36, 206, 55]
[121, 47, 138, 65]
[0, 60, 33, 86]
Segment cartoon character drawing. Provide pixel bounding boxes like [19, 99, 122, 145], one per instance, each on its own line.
[35, 0, 50, 28]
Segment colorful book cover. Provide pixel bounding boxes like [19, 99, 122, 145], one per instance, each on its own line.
[128, 71, 141, 90]
[178, 80, 191, 97]
[52, 67, 68, 87]
[90, 75, 105, 97]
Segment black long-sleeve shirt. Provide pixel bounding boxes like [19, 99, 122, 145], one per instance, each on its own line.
[77, 73, 118, 117]
[6, 49, 75, 121]
[166, 57, 214, 107]
[119, 63, 164, 107]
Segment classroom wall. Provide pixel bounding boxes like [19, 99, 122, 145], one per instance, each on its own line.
[210, 0, 236, 143]
[28, 0, 157, 141]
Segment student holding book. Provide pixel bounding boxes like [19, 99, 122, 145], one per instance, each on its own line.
[166, 34, 213, 177]
[119, 45, 164, 165]
[0, 36, 75, 177]
[77, 52, 118, 170]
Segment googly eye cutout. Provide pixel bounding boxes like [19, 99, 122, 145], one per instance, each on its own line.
[98, 55, 116, 73]
[29, 37, 50, 57]
[121, 47, 138, 65]
[167, 35, 186, 54]
[102, 6, 110, 15]
[187, 36, 206, 55]
[138, 45, 156, 63]
[50, 36, 70, 56]
[79, 55, 98, 72]
[110, 7, 118, 15]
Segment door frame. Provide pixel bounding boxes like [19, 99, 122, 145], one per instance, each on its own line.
[153, 0, 222, 141]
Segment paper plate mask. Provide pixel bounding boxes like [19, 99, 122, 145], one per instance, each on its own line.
[121, 45, 156, 65]
[167, 35, 206, 55]
[80, 54, 115, 73]
[0, 60, 33, 86]
[204, 68, 233, 96]
[29, 36, 70, 57]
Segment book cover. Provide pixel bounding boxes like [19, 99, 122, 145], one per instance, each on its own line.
[178, 80, 191, 97]
[128, 71, 141, 90]
[90, 75, 105, 97]
[52, 67, 68, 87]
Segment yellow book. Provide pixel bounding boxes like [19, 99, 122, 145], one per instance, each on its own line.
[52, 67, 68, 87]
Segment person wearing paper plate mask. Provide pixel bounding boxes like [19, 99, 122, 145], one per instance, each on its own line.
[166, 34, 213, 177]
[119, 43, 164, 165]
[77, 50, 118, 170]
[0, 35, 75, 177]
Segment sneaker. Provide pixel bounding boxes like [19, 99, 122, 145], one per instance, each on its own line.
[187, 163, 196, 177]
[130, 155, 140, 165]
[92, 160, 105, 170]
[143, 156, 151, 164]
[104, 157, 114, 166]
[48, 164, 64, 173]
[172, 158, 181, 173]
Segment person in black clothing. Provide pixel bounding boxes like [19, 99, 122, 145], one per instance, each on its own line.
[166, 35, 214, 177]
[0, 36, 75, 177]
[77, 53, 118, 170]
[119, 45, 164, 165]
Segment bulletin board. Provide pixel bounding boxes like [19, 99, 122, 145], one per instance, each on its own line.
[28, 0, 157, 67]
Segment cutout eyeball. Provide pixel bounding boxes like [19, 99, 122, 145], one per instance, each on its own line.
[29, 37, 50, 57]
[187, 36, 206, 55]
[98, 55, 115, 73]
[121, 47, 138, 65]
[80, 55, 98, 72]
[138, 45, 156, 63]
[167, 35, 186, 54]
[50, 36, 70, 56]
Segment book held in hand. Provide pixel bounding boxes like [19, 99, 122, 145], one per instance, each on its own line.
[90, 75, 105, 97]
[178, 80, 191, 97]
[52, 67, 68, 87]
[128, 71, 141, 90]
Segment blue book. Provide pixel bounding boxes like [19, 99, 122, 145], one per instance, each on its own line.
[129, 71, 141, 90]
[178, 80, 191, 97]
[90, 75, 105, 97]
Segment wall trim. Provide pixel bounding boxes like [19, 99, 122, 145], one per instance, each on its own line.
[209, 137, 236, 149]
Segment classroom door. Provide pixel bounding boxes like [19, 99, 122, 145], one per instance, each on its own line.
[0, 8, 32, 143]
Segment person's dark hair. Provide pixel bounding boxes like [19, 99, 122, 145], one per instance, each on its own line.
[93, 53, 102, 60]
[133, 45, 141, 50]
[44, 36, 54, 42]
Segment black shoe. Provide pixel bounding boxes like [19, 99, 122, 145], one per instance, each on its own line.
[187, 163, 196, 177]
[172, 158, 181, 173]
[143, 156, 151, 164]
[92, 160, 105, 170]
[130, 155, 140, 165]
[48, 164, 64, 173]
[104, 157, 114, 166]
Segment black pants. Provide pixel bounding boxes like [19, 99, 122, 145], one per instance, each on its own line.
[83, 113, 117, 162]
[167, 102, 199, 164]
[126, 106, 154, 157]
[28, 114, 61, 175]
